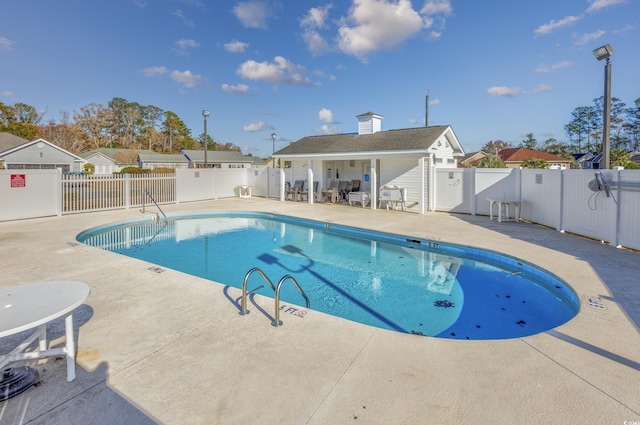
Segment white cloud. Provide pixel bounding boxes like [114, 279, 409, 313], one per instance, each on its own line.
[173, 39, 198, 55]
[300, 5, 333, 56]
[318, 108, 334, 123]
[535, 61, 572, 73]
[243, 121, 268, 132]
[0, 91, 14, 96]
[573, 29, 606, 46]
[304, 30, 332, 56]
[237, 56, 318, 86]
[534, 15, 581, 37]
[337, 0, 425, 60]
[613, 23, 636, 35]
[224, 40, 249, 53]
[429, 98, 440, 106]
[487, 86, 524, 97]
[318, 124, 341, 135]
[170, 70, 206, 88]
[221, 83, 249, 94]
[173, 9, 194, 27]
[233, 1, 270, 29]
[533, 84, 552, 94]
[141, 66, 168, 76]
[301, 4, 332, 28]
[587, 0, 627, 13]
[420, 0, 452, 15]
[0, 37, 15, 51]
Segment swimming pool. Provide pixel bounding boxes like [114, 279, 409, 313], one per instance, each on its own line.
[77, 212, 579, 340]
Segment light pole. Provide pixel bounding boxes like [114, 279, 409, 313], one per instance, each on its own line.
[271, 132, 277, 155]
[202, 110, 210, 168]
[593, 44, 613, 169]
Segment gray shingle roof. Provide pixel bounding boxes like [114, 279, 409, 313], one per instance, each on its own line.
[0, 132, 30, 154]
[275, 125, 453, 155]
[181, 150, 254, 163]
[79, 148, 156, 160]
[138, 153, 189, 163]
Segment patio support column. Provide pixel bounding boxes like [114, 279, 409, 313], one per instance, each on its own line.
[370, 158, 377, 210]
[279, 167, 286, 201]
[307, 159, 314, 204]
[419, 157, 426, 215]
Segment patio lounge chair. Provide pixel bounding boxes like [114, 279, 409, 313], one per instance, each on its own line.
[300, 181, 319, 202]
[286, 180, 304, 201]
[337, 180, 349, 202]
[351, 179, 361, 193]
[321, 181, 340, 203]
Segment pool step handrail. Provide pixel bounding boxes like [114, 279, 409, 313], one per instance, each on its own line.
[240, 267, 276, 315]
[273, 275, 310, 327]
[240, 268, 310, 327]
[141, 189, 167, 220]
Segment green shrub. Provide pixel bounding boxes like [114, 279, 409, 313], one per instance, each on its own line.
[83, 163, 95, 175]
[151, 167, 175, 174]
[119, 167, 150, 174]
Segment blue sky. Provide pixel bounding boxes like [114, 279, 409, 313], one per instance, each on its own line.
[1, 0, 638, 156]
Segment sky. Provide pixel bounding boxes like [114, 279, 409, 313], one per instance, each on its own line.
[1, 0, 638, 157]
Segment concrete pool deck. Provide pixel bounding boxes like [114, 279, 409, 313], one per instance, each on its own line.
[1, 197, 639, 424]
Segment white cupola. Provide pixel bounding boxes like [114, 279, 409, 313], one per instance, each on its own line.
[356, 112, 383, 135]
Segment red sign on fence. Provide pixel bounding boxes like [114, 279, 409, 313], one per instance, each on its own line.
[10, 174, 26, 188]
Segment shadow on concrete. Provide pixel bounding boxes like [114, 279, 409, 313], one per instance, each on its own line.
[0, 305, 159, 425]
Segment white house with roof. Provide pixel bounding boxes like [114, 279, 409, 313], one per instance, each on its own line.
[79, 148, 152, 174]
[181, 150, 265, 169]
[273, 112, 465, 213]
[138, 153, 190, 170]
[0, 133, 85, 173]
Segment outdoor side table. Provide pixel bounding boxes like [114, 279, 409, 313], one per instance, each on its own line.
[488, 198, 522, 223]
[238, 185, 252, 198]
[0, 281, 91, 398]
[349, 192, 370, 207]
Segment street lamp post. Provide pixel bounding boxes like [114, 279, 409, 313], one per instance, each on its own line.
[593, 44, 614, 169]
[271, 132, 277, 155]
[202, 110, 210, 168]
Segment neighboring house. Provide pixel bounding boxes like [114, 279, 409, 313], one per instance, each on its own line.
[0, 133, 85, 173]
[79, 148, 126, 175]
[138, 153, 190, 170]
[273, 111, 465, 212]
[572, 153, 595, 169]
[459, 151, 489, 168]
[181, 150, 258, 169]
[498, 148, 572, 170]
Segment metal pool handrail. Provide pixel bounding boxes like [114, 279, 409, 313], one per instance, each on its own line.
[141, 189, 167, 219]
[240, 268, 310, 327]
[273, 275, 310, 327]
[240, 267, 276, 315]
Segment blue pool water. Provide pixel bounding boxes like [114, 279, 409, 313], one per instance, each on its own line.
[77, 212, 579, 340]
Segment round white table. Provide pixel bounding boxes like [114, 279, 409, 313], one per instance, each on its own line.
[0, 281, 91, 386]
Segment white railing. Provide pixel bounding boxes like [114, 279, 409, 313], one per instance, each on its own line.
[62, 173, 176, 214]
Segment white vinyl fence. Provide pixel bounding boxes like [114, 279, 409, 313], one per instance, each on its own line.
[3, 167, 640, 250]
[434, 167, 640, 250]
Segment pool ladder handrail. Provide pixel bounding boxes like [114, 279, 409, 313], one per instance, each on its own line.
[141, 189, 167, 220]
[240, 267, 310, 327]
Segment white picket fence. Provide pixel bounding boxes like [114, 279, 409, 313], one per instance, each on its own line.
[62, 173, 176, 213]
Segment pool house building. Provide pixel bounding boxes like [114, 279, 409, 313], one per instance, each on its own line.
[273, 112, 465, 213]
